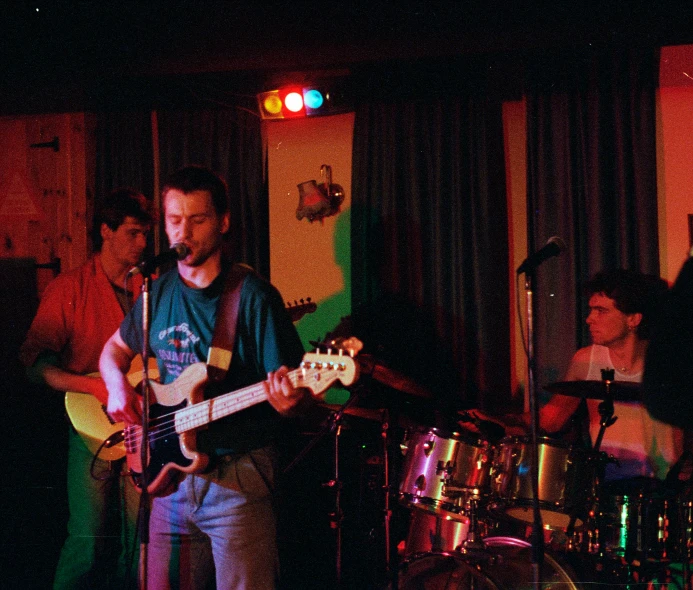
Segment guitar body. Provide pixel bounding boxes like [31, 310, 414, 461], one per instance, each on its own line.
[125, 363, 209, 495]
[64, 390, 126, 461]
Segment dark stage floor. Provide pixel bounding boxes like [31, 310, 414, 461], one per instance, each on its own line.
[2, 385, 690, 589]
[0, 394, 396, 589]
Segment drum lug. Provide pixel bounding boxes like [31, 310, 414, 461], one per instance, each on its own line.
[436, 460, 454, 479]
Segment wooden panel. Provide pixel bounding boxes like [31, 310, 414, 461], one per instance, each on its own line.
[0, 113, 88, 295]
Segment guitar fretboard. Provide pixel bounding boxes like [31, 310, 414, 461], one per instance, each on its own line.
[173, 369, 306, 433]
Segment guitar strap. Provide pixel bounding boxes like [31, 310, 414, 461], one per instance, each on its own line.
[207, 263, 253, 383]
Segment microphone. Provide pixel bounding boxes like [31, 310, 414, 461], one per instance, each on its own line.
[516, 236, 566, 274]
[128, 243, 189, 276]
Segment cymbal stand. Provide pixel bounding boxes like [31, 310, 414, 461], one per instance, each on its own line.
[380, 408, 395, 585]
[593, 371, 618, 455]
[567, 376, 616, 549]
[283, 386, 365, 588]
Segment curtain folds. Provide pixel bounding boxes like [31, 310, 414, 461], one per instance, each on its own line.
[94, 111, 155, 241]
[351, 96, 512, 415]
[155, 109, 269, 277]
[525, 46, 660, 385]
[95, 108, 269, 278]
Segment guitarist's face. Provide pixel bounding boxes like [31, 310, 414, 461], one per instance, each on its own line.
[101, 216, 150, 269]
[164, 189, 230, 268]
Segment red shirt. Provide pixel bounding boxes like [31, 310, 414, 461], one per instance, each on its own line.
[20, 254, 144, 375]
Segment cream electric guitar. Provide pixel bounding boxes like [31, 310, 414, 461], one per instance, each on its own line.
[125, 350, 359, 495]
[64, 357, 159, 461]
[65, 302, 317, 461]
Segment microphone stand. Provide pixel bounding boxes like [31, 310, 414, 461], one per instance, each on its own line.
[524, 271, 544, 589]
[137, 275, 153, 590]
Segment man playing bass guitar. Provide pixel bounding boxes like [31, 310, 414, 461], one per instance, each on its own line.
[100, 166, 312, 590]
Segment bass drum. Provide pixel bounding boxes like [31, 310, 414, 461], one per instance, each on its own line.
[397, 537, 582, 590]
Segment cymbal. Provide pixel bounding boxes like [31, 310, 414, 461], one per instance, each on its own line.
[544, 380, 642, 402]
[358, 354, 433, 399]
[319, 403, 385, 422]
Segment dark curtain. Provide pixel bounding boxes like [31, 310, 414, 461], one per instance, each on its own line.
[526, 46, 660, 386]
[94, 111, 155, 249]
[156, 109, 269, 278]
[351, 95, 511, 416]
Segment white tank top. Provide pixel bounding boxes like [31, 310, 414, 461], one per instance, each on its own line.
[585, 344, 683, 480]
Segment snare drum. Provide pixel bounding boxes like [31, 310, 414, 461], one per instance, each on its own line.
[399, 428, 494, 515]
[491, 436, 590, 530]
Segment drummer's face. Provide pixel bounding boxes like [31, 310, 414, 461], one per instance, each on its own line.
[586, 293, 634, 347]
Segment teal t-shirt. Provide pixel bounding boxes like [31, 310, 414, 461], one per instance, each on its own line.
[120, 265, 305, 457]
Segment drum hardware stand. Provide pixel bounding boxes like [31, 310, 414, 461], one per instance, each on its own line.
[593, 369, 618, 454]
[380, 407, 398, 588]
[566, 377, 617, 544]
[682, 495, 693, 590]
[283, 383, 367, 588]
[437, 484, 486, 552]
[462, 495, 487, 552]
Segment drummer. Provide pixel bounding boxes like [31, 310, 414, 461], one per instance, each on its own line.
[468, 269, 684, 485]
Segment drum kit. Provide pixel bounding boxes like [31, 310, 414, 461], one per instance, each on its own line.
[312, 357, 693, 590]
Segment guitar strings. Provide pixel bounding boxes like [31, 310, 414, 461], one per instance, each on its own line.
[122, 369, 328, 449]
[123, 380, 274, 447]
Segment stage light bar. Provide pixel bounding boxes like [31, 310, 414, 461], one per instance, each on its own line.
[257, 83, 351, 120]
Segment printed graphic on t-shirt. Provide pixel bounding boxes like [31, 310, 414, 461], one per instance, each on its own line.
[156, 322, 202, 379]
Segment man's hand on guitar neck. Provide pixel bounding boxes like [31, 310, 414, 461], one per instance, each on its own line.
[264, 365, 310, 417]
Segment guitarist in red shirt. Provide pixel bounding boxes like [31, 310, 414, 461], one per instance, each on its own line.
[20, 189, 153, 589]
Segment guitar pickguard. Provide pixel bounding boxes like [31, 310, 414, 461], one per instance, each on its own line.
[127, 400, 192, 491]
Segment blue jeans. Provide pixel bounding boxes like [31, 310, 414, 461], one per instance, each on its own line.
[146, 446, 279, 590]
[54, 428, 139, 589]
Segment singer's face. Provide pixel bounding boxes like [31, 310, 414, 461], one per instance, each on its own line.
[101, 216, 149, 268]
[164, 189, 230, 268]
[586, 293, 639, 347]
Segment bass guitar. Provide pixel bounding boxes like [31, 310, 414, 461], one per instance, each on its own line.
[125, 350, 359, 495]
[64, 301, 317, 461]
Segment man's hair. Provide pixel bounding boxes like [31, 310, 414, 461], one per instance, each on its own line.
[584, 268, 669, 339]
[93, 188, 153, 250]
[161, 165, 229, 217]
